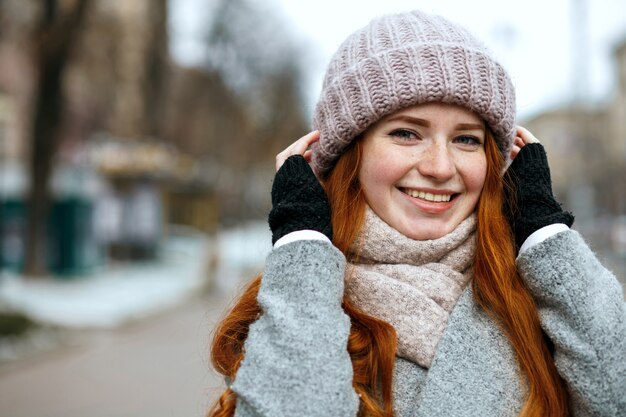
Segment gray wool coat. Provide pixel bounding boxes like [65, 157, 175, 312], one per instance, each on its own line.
[230, 230, 626, 417]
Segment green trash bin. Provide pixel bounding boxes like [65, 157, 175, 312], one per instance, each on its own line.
[0, 198, 27, 272]
[48, 197, 98, 276]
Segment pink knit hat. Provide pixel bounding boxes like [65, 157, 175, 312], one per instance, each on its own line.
[311, 10, 516, 177]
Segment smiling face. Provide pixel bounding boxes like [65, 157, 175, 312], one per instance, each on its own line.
[358, 102, 487, 240]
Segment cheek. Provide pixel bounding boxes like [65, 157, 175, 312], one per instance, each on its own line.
[359, 146, 402, 190]
[461, 158, 487, 194]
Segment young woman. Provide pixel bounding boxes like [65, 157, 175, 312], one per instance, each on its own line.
[208, 10, 625, 417]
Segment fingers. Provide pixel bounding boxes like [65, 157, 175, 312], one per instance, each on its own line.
[509, 143, 521, 161]
[275, 130, 320, 171]
[510, 126, 540, 161]
[516, 126, 540, 145]
[510, 135, 524, 157]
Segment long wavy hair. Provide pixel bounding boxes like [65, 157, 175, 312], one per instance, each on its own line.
[207, 130, 569, 417]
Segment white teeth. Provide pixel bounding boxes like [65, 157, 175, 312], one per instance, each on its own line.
[404, 189, 452, 202]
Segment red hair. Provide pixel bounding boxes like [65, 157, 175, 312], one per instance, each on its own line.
[207, 133, 569, 417]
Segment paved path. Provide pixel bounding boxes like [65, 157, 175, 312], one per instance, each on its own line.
[0, 293, 234, 417]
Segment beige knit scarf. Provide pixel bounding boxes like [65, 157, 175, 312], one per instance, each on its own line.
[345, 206, 476, 368]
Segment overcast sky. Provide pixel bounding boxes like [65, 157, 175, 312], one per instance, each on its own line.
[169, 0, 626, 120]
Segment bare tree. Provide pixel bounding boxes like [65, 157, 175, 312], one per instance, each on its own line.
[198, 0, 310, 222]
[24, 0, 90, 277]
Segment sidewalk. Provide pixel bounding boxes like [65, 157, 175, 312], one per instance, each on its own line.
[0, 222, 271, 417]
[0, 294, 231, 417]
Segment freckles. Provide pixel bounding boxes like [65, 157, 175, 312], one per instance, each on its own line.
[362, 163, 388, 185]
[362, 147, 395, 181]
[462, 160, 487, 189]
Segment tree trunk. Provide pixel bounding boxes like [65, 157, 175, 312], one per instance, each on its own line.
[23, 0, 90, 277]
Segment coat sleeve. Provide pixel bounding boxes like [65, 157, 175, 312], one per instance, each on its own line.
[231, 239, 359, 417]
[516, 230, 626, 416]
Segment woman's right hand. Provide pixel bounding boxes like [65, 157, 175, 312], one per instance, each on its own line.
[268, 131, 333, 244]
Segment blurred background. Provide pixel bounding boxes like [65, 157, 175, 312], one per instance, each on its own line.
[0, 0, 624, 416]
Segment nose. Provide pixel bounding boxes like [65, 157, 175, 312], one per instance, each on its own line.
[416, 141, 456, 180]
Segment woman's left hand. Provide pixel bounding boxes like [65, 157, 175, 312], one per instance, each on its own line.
[509, 126, 540, 161]
[505, 126, 574, 250]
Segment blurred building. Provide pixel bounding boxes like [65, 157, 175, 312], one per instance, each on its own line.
[0, 0, 308, 274]
[0, 91, 28, 271]
[0, 0, 216, 271]
[522, 35, 626, 218]
[0, 92, 20, 161]
[611, 40, 626, 166]
[522, 35, 626, 257]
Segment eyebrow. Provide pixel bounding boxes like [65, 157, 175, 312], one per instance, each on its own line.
[455, 123, 485, 131]
[385, 115, 485, 131]
[386, 115, 430, 127]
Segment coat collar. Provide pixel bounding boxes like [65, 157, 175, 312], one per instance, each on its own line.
[411, 286, 527, 416]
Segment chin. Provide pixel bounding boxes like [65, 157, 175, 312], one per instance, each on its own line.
[400, 224, 452, 241]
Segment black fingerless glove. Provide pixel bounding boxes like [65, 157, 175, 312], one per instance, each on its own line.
[268, 155, 332, 245]
[505, 143, 574, 250]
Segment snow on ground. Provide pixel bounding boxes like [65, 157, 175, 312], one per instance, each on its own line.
[0, 222, 272, 329]
[213, 221, 271, 294]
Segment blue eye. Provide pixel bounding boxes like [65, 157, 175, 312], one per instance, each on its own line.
[390, 129, 418, 140]
[455, 135, 482, 146]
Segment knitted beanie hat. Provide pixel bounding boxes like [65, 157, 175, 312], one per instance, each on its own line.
[311, 10, 516, 177]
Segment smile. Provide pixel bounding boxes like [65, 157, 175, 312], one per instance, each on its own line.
[399, 188, 456, 203]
